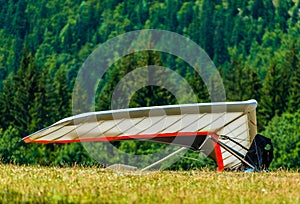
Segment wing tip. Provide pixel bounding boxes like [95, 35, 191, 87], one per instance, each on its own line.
[22, 136, 32, 143]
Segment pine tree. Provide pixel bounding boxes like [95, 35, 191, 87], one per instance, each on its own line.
[231, 16, 245, 46]
[213, 5, 229, 66]
[185, 69, 210, 103]
[164, 0, 179, 31]
[259, 63, 288, 126]
[290, 1, 300, 27]
[199, 0, 216, 59]
[177, 1, 194, 34]
[287, 41, 300, 112]
[224, 53, 244, 101]
[288, 68, 300, 113]
[146, 2, 166, 29]
[96, 51, 138, 111]
[53, 66, 71, 119]
[11, 51, 39, 135]
[184, 2, 201, 44]
[242, 66, 262, 101]
[251, 0, 265, 19]
[128, 51, 175, 107]
[0, 79, 15, 129]
[263, 0, 275, 27]
[276, 0, 291, 32]
[29, 68, 49, 132]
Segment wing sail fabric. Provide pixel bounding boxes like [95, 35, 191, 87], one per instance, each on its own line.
[23, 100, 258, 170]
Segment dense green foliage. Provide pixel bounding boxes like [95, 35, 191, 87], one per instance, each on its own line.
[0, 0, 299, 169]
[263, 111, 300, 170]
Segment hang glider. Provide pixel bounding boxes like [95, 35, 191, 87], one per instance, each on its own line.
[23, 99, 273, 171]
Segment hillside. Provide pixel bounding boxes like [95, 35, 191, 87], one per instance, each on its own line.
[0, 0, 299, 170]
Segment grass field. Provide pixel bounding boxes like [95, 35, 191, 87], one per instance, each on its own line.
[0, 164, 299, 203]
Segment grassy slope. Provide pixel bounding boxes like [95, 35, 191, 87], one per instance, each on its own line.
[0, 164, 299, 203]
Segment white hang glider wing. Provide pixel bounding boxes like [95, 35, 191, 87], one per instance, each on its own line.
[23, 100, 260, 171]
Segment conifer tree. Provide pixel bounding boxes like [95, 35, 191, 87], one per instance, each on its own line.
[213, 5, 229, 66]
[224, 53, 244, 101]
[177, 1, 194, 34]
[185, 69, 210, 103]
[288, 68, 300, 113]
[29, 68, 49, 132]
[276, 0, 291, 32]
[0, 79, 15, 129]
[244, 68, 262, 102]
[259, 63, 288, 126]
[11, 52, 39, 135]
[290, 1, 300, 27]
[199, 0, 217, 58]
[251, 0, 265, 19]
[53, 66, 71, 119]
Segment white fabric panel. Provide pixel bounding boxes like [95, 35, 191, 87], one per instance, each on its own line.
[24, 100, 258, 170]
[218, 114, 251, 168]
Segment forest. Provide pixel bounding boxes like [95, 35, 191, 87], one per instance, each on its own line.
[0, 0, 299, 170]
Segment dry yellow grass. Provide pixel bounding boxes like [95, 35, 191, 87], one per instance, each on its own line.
[0, 164, 299, 203]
